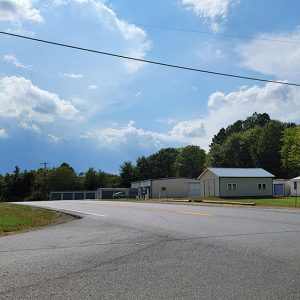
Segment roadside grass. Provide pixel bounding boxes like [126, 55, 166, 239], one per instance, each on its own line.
[190, 196, 300, 208]
[0, 203, 73, 236]
[101, 196, 300, 208]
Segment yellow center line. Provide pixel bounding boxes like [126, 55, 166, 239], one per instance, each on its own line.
[175, 210, 212, 216]
[87, 202, 213, 217]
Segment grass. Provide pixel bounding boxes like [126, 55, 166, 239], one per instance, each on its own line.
[101, 196, 300, 208]
[190, 196, 300, 208]
[0, 203, 74, 236]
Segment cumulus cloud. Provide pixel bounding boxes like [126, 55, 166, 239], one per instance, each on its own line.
[0, 128, 7, 138]
[54, 0, 151, 72]
[0, 76, 78, 123]
[0, 0, 43, 22]
[236, 28, 300, 81]
[3, 54, 26, 68]
[180, 0, 236, 32]
[82, 83, 300, 150]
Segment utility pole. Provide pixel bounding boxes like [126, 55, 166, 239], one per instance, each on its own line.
[40, 162, 50, 200]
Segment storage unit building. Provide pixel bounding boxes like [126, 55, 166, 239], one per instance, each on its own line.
[273, 179, 291, 197]
[290, 176, 300, 196]
[50, 190, 96, 200]
[131, 178, 200, 199]
[198, 168, 275, 198]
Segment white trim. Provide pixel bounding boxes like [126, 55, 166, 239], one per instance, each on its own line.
[257, 183, 267, 190]
[227, 183, 237, 191]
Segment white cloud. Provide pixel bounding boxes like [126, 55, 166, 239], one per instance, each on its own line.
[48, 134, 60, 142]
[88, 84, 98, 90]
[20, 122, 41, 133]
[3, 54, 26, 68]
[0, 0, 43, 22]
[54, 0, 151, 72]
[0, 76, 79, 123]
[59, 72, 83, 79]
[236, 28, 300, 81]
[82, 83, 300, 150]
[180, 0, 236, 32]
[0, 128, 7, 138]
[157, 118, 176, 125]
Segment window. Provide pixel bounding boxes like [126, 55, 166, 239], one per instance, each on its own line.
[161, 187, 166, 191]
[227, 183, 237, 191]
[294, 181, 297, 190]
[258, 183, 267, 190]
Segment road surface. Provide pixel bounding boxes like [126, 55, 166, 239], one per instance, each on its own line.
[1, 200, 300, 299]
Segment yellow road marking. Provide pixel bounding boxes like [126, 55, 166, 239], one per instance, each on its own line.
[175, 210, 212, 216]
[89, 202, 213, 217]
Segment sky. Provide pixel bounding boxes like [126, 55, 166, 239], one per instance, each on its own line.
[0, 0, 300, 174]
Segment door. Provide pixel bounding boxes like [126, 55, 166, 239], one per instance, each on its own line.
[273, 184, 284, 197]
[204, 179, 215, 196]
[188, 183, 201, 197]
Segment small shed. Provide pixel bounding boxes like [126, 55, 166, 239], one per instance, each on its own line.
[131, 177, 200, 199]
[198, 168, 275, 198]
[273, 179, 291, 197]
[290, 176, 300, 196]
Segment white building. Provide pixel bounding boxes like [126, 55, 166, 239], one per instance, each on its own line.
[290, 176, 300, 196]
[131, 178, 200, 199]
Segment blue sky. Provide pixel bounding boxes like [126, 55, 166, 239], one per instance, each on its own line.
[0, 0, 300, 174]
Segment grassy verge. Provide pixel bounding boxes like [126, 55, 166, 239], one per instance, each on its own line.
[0, 203, 74, 236]
[191, 196, 300, 208]
[101, 196, 300, 208]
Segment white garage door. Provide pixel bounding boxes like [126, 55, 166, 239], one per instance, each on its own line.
[188, 183, 201, 197]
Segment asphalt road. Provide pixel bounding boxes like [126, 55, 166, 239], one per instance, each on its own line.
[1, 200, 300, 300]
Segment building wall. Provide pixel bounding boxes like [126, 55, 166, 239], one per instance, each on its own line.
[152, 178, 200, 198]
[199, 170, 220, 197]
[96, 188, 129, 199]
[273, 179, 291, 196]
[220, 177, 273, 197]
[290, 179, 300, 196]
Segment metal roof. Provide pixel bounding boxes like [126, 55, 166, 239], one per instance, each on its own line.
[206, 168, 275, 178]
[131, 177, 197, 184]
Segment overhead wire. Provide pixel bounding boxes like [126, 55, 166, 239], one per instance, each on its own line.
[0, 31, 300, 87]
[134, 22, 300, 45]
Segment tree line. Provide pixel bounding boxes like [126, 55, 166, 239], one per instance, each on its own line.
[1, 113, 299, 201]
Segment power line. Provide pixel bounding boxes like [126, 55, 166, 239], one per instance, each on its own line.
[1, 31, 300, 87]
[135, 23, 300, 45]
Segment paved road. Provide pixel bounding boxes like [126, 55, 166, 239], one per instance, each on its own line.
[1, 200, 300, 299]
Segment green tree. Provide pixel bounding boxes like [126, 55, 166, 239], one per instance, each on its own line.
[176, 145, 206, 178]
[136, 156, 152, 180]
[47, 163, 81, 192]
[119, 161, 137, 187]
[83, 168, 101, 190]
[281, 126, 300, 177]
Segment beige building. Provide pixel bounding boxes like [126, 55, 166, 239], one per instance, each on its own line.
[131, 178, 200, 199]
[198, 168, 275, 197]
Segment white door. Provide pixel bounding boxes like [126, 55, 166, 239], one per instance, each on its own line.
[188, 183, 201, 197]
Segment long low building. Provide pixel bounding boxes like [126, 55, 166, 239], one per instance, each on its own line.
[50, 190, 96, 200]
[131, 177, 201, 199]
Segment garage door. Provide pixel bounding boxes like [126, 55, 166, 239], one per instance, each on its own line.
[102, 190, 114, 199]
[273, 184, 284, 196]
[188, 183, 201, 197]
